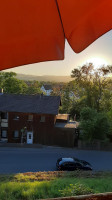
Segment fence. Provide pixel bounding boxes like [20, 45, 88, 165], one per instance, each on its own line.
[78, 140, 112, 151]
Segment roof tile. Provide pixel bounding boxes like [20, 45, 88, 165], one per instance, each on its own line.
[0, 94, 61, 115]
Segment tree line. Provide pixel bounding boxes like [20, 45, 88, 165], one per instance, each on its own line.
[0, 72, 42, 95]
[59, 63, 112, 142]
[1, 63, 112, 142]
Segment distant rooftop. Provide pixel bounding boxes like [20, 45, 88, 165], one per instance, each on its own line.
[55, 121, 78, 129]
[56, 114, 69, 121]
[43, 85, 52, 90]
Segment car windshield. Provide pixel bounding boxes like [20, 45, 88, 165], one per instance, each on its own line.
[62, 158, 74, 162]
[59, 158, 74, 165]
[74, 158, 90, 166]
[74, 158, 80, 162]
[74, 158, 85, 165]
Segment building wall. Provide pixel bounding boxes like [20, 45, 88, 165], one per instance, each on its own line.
[47, 127, 75, 147]
[7, 112, 75, 147]
[8, 112, 55, 143]
[0, 112, 8, 141]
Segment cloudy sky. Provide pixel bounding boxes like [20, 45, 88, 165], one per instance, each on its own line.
[4, 30, 112, 77]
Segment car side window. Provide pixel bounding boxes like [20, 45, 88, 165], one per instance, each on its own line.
[63, 163, 68, 167]
[75, 163, 82, 168]
[68, 163, 75, 167]
[62, 162, 70, 168]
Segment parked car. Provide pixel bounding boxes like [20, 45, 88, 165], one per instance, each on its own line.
[56, 157, 92, 171]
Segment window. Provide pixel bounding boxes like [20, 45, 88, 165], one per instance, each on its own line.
[1, 112, 8, 119]
[1, 130, 7, 138]
[13, 115, 19, 120]
[63, 163, 68, 167]
[40, 116, 45, 122]
[13, 130, 19, 138]
[28, 115, 33, 121]
[68, 163, 75, 167]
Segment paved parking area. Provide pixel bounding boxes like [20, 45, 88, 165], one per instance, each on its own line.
[0, 146, 112, 174]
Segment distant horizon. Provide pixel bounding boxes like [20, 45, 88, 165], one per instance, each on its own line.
[15, 73, 71, 77]
[15, 73, 73, 83]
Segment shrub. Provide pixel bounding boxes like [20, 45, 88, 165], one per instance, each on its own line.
[60, 183, 94, 197]
[80, 107, 110, 141]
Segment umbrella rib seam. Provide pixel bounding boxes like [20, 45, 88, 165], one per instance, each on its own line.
[55, 0, 65, 38]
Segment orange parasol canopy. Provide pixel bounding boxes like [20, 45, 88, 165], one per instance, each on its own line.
[57, 0, 112, 53]
[0, 0, 112, 70]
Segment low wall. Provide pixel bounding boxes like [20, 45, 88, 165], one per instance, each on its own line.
[78, 140, 112, 151]
[44, 192, 112, 200]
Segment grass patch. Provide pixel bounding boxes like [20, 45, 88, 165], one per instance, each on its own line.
[0, 171, 112, 200]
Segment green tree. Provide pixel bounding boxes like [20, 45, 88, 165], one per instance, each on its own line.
[100, 91, 112, 112]
[68, 80, 85, 99]
[25, 81, 42, 95]
[107, 106, 112, 135]
[3, 77, 27, 94]
[70, 96, 87, 120]
[60, 86, 72, 114]
[68, 80, 87, 119]
[1, 72, 16, 79]
[0, 72, 16, 88]
[71, 63, 112, 112]
[80, 107, 110, 142]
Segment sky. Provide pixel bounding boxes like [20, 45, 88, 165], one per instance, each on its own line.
[4, 30, 112, 77]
